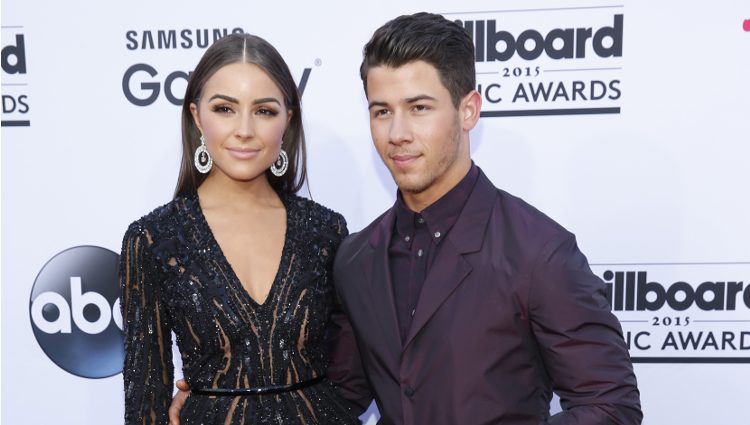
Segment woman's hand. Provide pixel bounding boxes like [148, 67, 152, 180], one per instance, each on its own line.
[168, 379, 191, 425]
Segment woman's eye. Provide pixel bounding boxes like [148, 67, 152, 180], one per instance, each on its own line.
[257, 108, 278, 116]
[212, 105, 233, 114]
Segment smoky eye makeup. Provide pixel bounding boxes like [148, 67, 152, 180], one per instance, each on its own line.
[210, 104, 234, 114]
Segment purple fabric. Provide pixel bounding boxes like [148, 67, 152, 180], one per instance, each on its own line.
[389, 164, 479, 341]
[329, 167, 642, 424]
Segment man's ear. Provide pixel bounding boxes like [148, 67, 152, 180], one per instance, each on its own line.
[459, 90, 481, 132]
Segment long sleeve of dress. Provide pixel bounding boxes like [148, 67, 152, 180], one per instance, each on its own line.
[120, 222, 175, 425]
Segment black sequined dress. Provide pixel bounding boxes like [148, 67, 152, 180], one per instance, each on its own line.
[119, 193, 358, 425]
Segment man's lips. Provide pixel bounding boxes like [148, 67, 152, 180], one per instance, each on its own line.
[391, 153, 420, 167]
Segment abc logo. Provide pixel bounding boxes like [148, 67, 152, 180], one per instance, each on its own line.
[29, 246, 124, 378]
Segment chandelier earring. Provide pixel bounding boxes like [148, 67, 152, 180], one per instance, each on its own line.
[270, 148, 288, 177]
[194, 135, 213, 174]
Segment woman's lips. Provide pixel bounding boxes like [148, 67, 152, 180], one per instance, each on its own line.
[227, 147, 260, 160]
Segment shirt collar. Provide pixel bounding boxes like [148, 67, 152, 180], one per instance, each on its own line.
[394, 162, 480, 245]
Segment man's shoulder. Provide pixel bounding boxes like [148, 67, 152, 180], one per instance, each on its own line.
[472, 168, 568, 238]
[336, 208, 392, 261]
[492, 186, 573, 244]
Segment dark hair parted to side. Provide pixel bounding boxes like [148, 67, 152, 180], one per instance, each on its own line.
[174, 33, 307, 198]
[360, 12, 476, 107]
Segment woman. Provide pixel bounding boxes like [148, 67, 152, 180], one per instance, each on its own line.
[120, 33, 358, 424]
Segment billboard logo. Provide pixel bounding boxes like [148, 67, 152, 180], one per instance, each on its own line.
[458, 14, 622, 62]
[1, 34, 26, 74]
[29, 246, 124, 378]
[603, 270, 750, 311]
[592, 263, 750, 364]
[445, 6, 624, 118]
[2, 28, 31, 127]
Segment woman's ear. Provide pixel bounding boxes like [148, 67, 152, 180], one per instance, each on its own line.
[190, 103, 203, 134]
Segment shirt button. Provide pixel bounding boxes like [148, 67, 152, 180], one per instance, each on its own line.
[417, 249, 423, 257]
[410, 309, 416, 317]
[404, 387, 415, 397]
[433, 231, 441, 238]
[405, 235, 411, 242]
[417, 217, 424, 224]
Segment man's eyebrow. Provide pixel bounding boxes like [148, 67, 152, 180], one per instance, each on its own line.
[368, 95, 436, 109]
[368, 100, 388, 110]
[405, 94, 436, 103]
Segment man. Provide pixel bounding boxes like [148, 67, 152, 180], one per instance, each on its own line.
[327, 12, 642, 424]
[170, 12, 642, 425]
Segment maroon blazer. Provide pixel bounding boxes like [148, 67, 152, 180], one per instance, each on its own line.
[328, 170, 642, 424]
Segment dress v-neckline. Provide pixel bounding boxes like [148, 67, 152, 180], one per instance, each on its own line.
[191, 192, 292, 307]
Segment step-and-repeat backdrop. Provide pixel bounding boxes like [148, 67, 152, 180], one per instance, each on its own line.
[3, 1, 749, 423]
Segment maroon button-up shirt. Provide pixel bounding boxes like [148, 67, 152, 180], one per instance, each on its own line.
[389, 164, 480, 342]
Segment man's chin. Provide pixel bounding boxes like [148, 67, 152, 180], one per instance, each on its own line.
[394, 178, 429, 195]
[387, 167, 429, 193]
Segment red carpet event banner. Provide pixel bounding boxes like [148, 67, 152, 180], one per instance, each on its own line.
[3, 1, 748, 423]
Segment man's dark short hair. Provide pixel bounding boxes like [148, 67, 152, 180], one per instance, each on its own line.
[360, 12, 476, 107]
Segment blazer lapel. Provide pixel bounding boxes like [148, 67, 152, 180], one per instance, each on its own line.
[364, 209, 403, 354]
[402, 242, 472, 350]
[402, 170, 497, 350]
